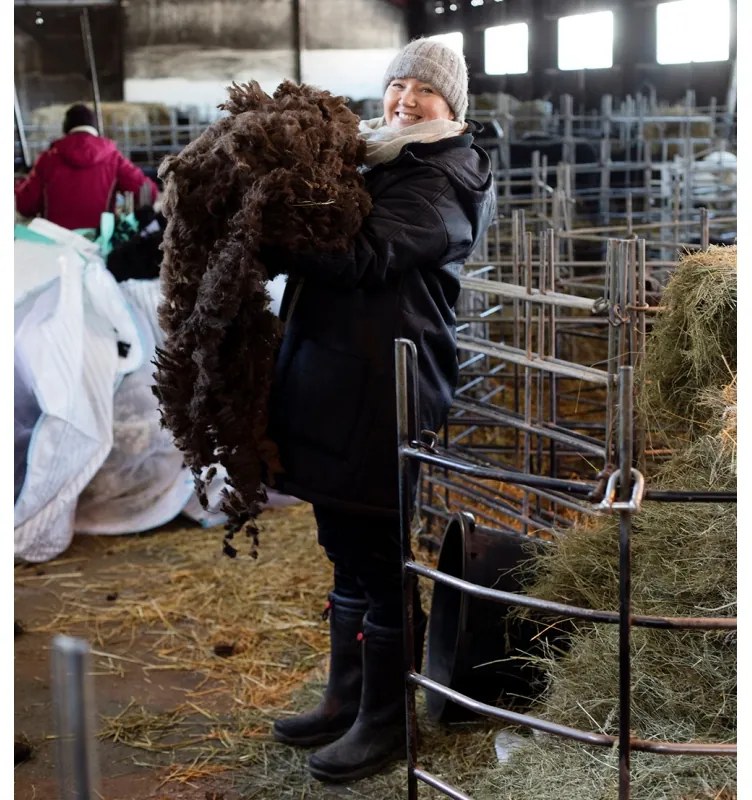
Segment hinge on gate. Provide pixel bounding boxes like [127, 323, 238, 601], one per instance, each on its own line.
[410, 429, 439, 454]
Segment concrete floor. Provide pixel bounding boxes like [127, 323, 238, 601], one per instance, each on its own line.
[14, 530, 242, 800]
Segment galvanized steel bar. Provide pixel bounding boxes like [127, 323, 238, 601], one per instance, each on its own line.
[79, 8, 103, 133]
[412, 767, 473, 800]
[406, 561, 736, 630]
[51, 635, 100, 800]
[410, 675, 736, 756]
[395, 338, 420, 800]
[616, 368, 635, 799]
[457, 336, 612, 384]
[14, 83, 31, 172]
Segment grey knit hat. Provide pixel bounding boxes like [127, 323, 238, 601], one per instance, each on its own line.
[382, 38, 469, 123]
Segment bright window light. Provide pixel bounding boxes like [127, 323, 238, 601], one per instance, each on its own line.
[428, 31, 464, 56]
[558, 10, 614, 70]
[484, 23, 529, 75]
[656, 0, 730, 64]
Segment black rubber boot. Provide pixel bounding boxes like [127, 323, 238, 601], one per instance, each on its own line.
[272, 592, 367, 747]
[308, 613, 427, 783]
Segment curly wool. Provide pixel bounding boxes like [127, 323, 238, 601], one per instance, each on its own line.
[153, 80, 372, 557]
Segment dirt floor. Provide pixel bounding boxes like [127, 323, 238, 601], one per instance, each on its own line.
[14, 503, 501, 800]
[15, 519, 249, 800]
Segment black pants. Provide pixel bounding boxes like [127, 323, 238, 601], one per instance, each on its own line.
[313, 505, 423, 628]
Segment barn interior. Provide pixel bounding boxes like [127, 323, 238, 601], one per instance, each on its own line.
[13, 1, 739, 799]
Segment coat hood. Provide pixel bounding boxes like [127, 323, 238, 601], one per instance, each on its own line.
[50, 132, 118, 169]
[398, 123, 495, 252]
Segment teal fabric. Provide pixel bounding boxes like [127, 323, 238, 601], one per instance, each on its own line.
[13, 224, 56, 245]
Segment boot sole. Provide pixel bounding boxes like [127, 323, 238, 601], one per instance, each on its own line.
[308, 747, 405, 783]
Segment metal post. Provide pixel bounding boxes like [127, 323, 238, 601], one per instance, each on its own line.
[51, 635, 100, 800]
[14, 83, 31, 172]
[617, 367, 635, 799]
[291, 0, 303, 84]
[395, 338, 420, 800]
[80, 8, 103, 133]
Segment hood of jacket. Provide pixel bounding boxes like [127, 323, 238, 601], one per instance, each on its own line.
[388, 122, 495, 252]
[50, 132, 119, 169]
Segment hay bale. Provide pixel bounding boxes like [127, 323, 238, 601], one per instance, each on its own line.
[639, 245, 736, 430]
[467, 386, 737, 798]
[643, 105, 714, 158]
[29, 101, 172, 146]
[473, 92, 520, 114]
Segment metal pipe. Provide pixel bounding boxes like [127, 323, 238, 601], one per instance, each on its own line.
[395, 338, 420, 800]
[456, 336, 612, 384]
[409, 674, 736, 756]
[406, 561, 736, 630]
[79, 8, 103, 132]
[413, 767, 473, 800]
[14, 83, 31, 171]
[291, 0, 303, 84]
[51, 635, 100, 800]
[617, 367, 635, 799]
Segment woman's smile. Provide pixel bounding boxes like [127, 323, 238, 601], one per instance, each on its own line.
[383, 77, 454, 128]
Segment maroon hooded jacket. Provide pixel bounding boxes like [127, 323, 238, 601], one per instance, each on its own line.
[15, 130, 158, 230]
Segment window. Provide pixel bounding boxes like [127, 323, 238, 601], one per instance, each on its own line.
[428, 31, 464, 56]
[485, 23, 529, 75]
[656, 0, 730, 64]
[557, 10, 614, 70]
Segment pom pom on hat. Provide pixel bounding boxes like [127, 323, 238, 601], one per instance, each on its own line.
[382, 38, 469, 123]
[63, 103, 98, 134]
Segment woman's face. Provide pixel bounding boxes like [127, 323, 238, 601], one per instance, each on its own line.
[383, 77, 454, 129]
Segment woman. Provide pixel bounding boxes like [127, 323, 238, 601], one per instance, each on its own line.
[267, 38, 496, 783]
[15, 103, 158, 231]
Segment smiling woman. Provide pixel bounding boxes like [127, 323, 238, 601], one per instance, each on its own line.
[382, 37, 469, 125]
[383, 78, 455, 126]
[263, 37, 497, 785]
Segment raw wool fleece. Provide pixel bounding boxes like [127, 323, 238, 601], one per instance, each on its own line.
[153, 80, 372, 557]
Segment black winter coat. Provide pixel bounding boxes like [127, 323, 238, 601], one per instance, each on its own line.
[269, 126, 496, 515]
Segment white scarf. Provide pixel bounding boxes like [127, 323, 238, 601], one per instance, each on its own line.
[358, 116, 467, 168]
[67, 125, 99, 137]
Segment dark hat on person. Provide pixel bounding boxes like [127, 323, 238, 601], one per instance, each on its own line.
[63, 103, 98, 134]
[382, 38, 469, 123]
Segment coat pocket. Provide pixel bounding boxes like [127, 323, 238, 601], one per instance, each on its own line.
[283, 339, 369, 459]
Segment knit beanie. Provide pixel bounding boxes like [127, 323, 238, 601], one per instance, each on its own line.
[382, 38, 469, 123]
[63, 103, 98, 134]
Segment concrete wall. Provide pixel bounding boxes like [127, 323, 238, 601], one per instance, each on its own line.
[15, 6, 125, 118]
[15, 0, 406, 118]
[124, 0, 405, 49]
[304, 0, 405, 49]
[124, 0, 291, 49]
[122, 0, 407, 113]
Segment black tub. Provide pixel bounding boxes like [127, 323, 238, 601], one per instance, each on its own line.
[425, 512, 550, 723]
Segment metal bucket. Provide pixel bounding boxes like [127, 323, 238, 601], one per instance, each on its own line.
[425, 511, 548, 723]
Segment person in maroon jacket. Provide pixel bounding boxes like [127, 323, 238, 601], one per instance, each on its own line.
[14, 103, 158, 231]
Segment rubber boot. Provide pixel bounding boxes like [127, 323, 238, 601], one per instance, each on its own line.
[272, 592, 367, 747]
[308, 612, 427, 783]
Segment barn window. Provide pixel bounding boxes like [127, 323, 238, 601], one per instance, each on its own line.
[484, 22, 529, 75]
[557, 10, 614, 70]
[428, 31, 464, 55]
[656, 0, 730, 64]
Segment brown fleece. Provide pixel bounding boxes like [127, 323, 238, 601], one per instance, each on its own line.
[153, 80, 372, 557]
